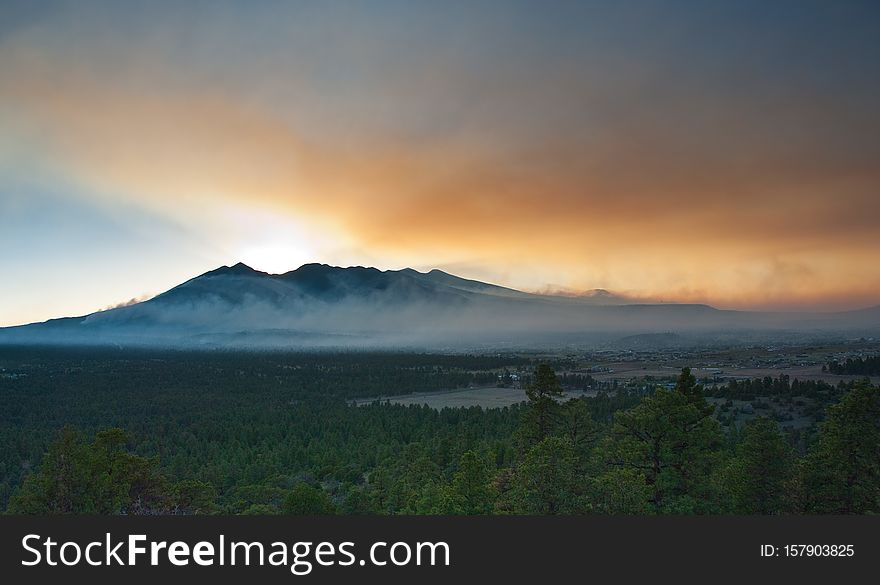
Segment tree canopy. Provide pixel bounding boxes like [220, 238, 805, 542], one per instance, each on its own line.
[2, 350, 877, 516]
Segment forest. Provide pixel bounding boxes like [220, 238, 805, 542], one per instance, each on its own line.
[1, 346, 877, 515]
[825, 355, 880, 376]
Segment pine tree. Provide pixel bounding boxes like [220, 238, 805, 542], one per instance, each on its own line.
[724, 417, 794, 514]
[803, 382, 880, 513]
[439, 451, 494, 514]
[604, 369, 723, 513]
[509, 437, 584, 514]
[522, 364, 563, 447]
[282, 483, 336, 515]
[7, 427, 169, 514]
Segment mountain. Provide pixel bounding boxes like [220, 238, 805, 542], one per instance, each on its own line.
[1, 263, 878, 349]
[134, 262, 531, 313]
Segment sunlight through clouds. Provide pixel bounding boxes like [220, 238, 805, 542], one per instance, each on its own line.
[1, 0, 879, 324]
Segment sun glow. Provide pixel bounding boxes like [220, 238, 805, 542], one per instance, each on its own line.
[237, 243, 312, 275]
[221, 207, 325, 274]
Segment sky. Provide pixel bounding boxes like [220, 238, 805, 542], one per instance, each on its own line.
[1, 0, 879, 326]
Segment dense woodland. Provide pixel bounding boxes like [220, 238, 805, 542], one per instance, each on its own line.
[1, 347, 877, 515]
[825, 355, 880, 376]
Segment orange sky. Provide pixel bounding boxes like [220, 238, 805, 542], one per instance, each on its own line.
[1, 1, 879, 325]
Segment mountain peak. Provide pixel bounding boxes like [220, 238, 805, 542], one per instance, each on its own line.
[201, 262, 264, 277]
[7, 260, 872, 349]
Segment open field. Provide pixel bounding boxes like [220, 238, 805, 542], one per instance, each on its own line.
[554, 341, 880, 385]
[344, 341, 880, 410]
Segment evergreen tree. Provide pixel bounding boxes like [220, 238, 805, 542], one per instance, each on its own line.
[282, 483, 337, 515]
[439, 450, 494, 515]
[173, 479, 219, 515]
[561, 398, 601, 458]
[802, 383, 880, 513]
[509, 437, 584, 514]
[7, 427, 169, 514]
[724, 417, 794, 514]
[522, 364, 563, 447]
[591, 468, 651, 514]
[604, 369, 722, 513]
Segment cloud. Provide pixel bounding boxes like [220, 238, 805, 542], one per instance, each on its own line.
[1, 1, 879, 313]
[102, 295, 154, 311]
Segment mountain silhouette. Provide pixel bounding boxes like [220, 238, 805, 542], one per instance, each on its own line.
[1, 263, 878, 349]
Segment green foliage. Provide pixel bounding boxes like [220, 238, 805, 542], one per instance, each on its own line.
[2, 348, 877, 516]
[0, 348, 525, 514]
[227, 483, 288, 514]
[282, 483, 337, 515]
[802, 382, 880, 513]
[437, 451, 495, 515]
[722, 417, 795, 514]
[604, 368, 723, 513]
[675, 367, 701, 403]
[7, 427, 169, 514]
[173, 479, 219, 515]
[522, 364, 563, 447]
[708, 375, 851, 407]
[560, 398, 601, 458]
[367, 444, 443, 514]
[508, 437, 585, 514]
[240, 503, 280, 515]
[826, 356, 880, 376]
[590, 468, 651, 515]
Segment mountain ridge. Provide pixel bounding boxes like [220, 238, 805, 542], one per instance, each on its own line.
[1, 262, 878, 348]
